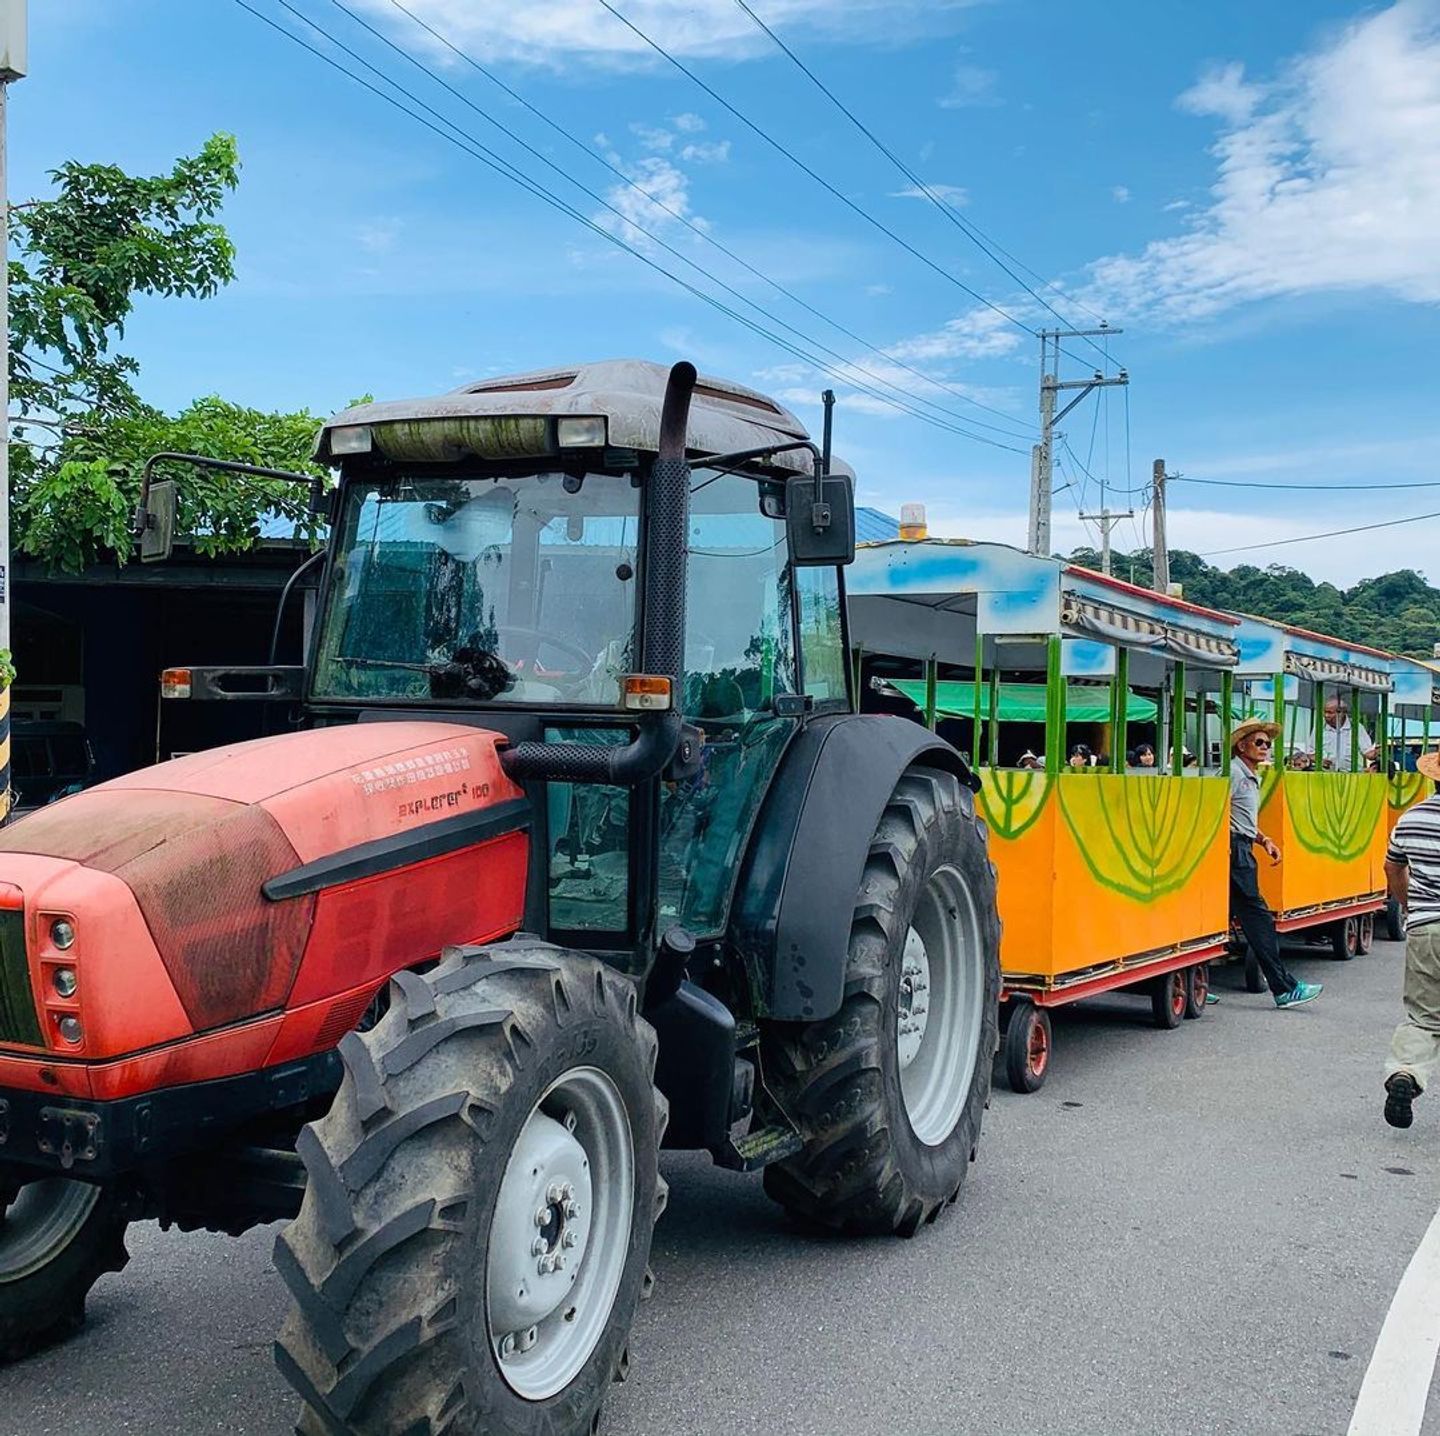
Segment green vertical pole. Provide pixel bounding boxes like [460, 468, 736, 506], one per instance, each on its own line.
[1351, 685, 1361, 771]
[1313, 682, 1325, 769]
[1171, 661, 1186, 773]
[924, 656, 937, 733]
[973, 633, 985, 768]
[988, 664, 1001, 767]
[1045, 635, 1063, 776]
[1220, 670, 1234, 769]
[1379, 692, 1389, 772]
[1274, 673, 1286, 767]
[1110, 646, 1128, 774]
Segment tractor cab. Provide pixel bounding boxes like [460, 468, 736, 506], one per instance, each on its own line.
[158, 359, 857, 968]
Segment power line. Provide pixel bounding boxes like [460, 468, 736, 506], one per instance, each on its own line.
[1177, 475, 1440, 492]
[373, 0, 1035, 440]
[1202, 507, 1440, 558]
[728, 0, 1116, 359]
[301, 0, 1020, 444]
[234, 0, 1029, 452]
[592, 0, 1102, 369]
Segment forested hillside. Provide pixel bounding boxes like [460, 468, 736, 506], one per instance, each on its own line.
[1064, 548, 1440, 659]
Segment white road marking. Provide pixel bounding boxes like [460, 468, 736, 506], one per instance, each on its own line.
[1349, 1199, 1440, 1436]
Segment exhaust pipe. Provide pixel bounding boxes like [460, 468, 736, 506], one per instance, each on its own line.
[501, 361, 697, 786]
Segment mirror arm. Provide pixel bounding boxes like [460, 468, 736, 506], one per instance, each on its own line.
[132, 451, 327, 542]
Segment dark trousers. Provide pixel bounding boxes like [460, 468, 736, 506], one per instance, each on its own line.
[1230, 835, 1296, 996]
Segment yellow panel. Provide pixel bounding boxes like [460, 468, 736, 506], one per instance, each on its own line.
[979, 771, 1230, 985]
[1258, 771, 1387, 914]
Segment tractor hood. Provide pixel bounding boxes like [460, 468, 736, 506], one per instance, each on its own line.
[0, 723, 528, 1062]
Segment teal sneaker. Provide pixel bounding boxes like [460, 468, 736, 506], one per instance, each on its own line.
[1204, 992, 1221, 1005]
[1275, 980, 1322, 1009]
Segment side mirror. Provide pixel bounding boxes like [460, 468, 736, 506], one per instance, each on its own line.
[786, 473, 855, 566]
[139, 480, 177, 564]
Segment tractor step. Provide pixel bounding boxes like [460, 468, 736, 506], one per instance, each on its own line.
[718, 1122, 804, 1172]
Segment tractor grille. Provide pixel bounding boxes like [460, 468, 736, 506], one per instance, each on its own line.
[0, 906, 41, 1047]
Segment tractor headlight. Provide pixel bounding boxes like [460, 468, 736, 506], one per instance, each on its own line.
[51, 918, 75, 950]
[556, 416, 607, 448]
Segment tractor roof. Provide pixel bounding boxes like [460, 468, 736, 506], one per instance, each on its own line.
[315, 358, 844, 476]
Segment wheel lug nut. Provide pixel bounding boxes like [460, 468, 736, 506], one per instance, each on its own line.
[563, 1200, 581, 1219]
[531, 1237, 547, 1256]
[501, 1334, 516, 1357]
[547, 1183, 566, 1205]
[534, 1206, 548, 1228]
[562, 1230, 579, 1248]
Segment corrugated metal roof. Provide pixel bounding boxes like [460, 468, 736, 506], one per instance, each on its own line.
[856, 507, 899, 543]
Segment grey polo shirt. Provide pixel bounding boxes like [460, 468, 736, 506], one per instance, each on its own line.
[1230, 756, 1260, 840]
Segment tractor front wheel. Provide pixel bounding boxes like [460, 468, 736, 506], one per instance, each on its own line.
[276, 944, 666, 1436]
[0, 1177, 129, 1359]
[760, 766, 1001, 1236]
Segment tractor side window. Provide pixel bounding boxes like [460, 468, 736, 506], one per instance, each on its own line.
[796, 566, 848, 708]
[657, 471, 797, 938]
[546, 726, 630, 937]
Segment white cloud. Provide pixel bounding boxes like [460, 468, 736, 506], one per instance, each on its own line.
[940, 59, 999, 108]
[865, 283, 893, 296]
[352, 0, 979, 67]
[356, 217, 402, 253]
[1162, 199, 1190, 212]
[629, 122, 673, 152]
[1111, 185, 1131, 204]
[891, 182, 970, 205]
[885, 305, 1026, 362]
[673, 112, 707, 134]
[1088, 1, 1440, 321]
[679, 140, 732, 164]
[595, 154, 701, 248]
[1176, 60, 1263, 124]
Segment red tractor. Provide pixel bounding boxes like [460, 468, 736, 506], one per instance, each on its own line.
[0, 360, 1000, 1435]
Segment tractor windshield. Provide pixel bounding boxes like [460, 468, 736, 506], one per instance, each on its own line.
[311, 471, 640, 706]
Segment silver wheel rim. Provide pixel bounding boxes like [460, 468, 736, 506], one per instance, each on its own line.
[0, 1179, 101, 1282]
[486, 1066, 634, 1400]
[898, 864, 985, 1147]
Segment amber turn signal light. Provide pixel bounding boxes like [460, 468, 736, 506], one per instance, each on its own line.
[620, 675, 673, 712]
[161, 667, 193, 699]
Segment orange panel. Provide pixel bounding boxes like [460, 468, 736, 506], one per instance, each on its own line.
[286, 830, 527, 1007]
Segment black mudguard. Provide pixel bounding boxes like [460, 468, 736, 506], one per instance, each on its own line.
[729, 714, 977, 1023]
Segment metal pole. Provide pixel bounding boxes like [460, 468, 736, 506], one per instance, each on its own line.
[1151, 460, 1169, 594]
[1027, 335, 1056, 556]
[924, 655, 937, 733]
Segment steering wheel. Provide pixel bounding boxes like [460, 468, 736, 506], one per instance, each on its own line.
[493, 626, 598, 690]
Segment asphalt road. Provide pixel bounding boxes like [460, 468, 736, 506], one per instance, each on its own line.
[5, 937, 1438, 1436]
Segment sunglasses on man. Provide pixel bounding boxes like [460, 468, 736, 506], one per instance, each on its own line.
[1246, 736, 1272, 749]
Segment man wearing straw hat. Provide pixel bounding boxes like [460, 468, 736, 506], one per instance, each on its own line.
[1381, 749, 1440, 1127]
[1230, 717, 1323, 1008]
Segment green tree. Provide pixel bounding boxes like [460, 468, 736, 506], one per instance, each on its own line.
[10, 134, 327, 572]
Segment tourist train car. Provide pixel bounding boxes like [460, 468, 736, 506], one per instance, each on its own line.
[1230, 614, 1391, 979]
[1382, 652, 1439, 938]
[847, 536, 1240, 1092]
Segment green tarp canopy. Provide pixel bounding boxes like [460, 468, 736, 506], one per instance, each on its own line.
[890, 679, 1157, 724]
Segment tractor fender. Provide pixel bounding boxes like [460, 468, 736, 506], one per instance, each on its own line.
[729, 713, 977, 1023]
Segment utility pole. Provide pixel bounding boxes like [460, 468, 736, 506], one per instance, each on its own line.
[1026, 326, 1129, 556]
[1151, 458, 1170, 595]
[1077, 506, 1135, 576]
[0, 2, 25, 821]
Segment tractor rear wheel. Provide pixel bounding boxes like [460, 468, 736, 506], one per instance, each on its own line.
[1332, 916, 1360, 961]
[0, 1177, 128, 1359]
[760, 766, 1001, 1236]
[275, 944, 666, 1436]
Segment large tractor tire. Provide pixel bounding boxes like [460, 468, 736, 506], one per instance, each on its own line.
[275, 944, 667, 1436]
[760, 766, 1001, 1236]
[0, 1178, 128, 1359]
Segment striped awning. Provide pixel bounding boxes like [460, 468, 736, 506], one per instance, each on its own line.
[1060, 592, 1239, 668]
[1284, 651, 1392, 692]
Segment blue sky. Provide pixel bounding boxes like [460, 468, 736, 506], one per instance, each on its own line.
[31, 0, 1440, 585]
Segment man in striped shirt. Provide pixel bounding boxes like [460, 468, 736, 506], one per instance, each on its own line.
[1382, 750, 1440, 1128]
